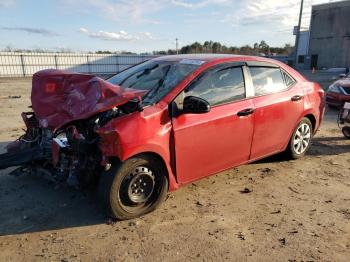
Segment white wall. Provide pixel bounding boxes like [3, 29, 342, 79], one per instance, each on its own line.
[0, 52, 157, 77]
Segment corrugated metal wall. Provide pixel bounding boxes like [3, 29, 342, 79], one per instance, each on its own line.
[0, 52, 158, 77]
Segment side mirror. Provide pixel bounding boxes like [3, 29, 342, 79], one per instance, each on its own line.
[183, 96, 210, 114]
[339, 73, 347, 78]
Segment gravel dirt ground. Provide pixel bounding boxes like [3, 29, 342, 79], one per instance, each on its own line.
[0, 73, 349, 262]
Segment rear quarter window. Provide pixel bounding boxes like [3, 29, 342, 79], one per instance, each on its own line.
[282, 70, 296, 87]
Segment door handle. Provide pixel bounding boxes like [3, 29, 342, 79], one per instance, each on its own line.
[237, 108, 255, 117]
[291, 95, 303, 102]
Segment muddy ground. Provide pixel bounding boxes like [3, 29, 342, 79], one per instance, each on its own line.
[0, 73, 349, 262]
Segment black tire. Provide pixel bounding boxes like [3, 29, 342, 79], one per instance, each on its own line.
[98, 155, 168, 220]
[286, 118, 313, 159]
[342, 126, 350, 139]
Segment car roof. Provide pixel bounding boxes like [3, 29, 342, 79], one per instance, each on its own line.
[151, 54, 306, 82]
[152, 54, 275, 63]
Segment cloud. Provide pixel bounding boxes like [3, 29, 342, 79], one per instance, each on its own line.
[171, 0, 230, 9]
[1, 26, 59, 36]
[218, 0, 342, 34]
[0, 0, 15, 8]
[79, 28, 155, 41]
[61, 0, 165, 24]
[61, 0, 231, 23]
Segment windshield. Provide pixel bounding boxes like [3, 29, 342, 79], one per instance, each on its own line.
[108, 60, 201, 105]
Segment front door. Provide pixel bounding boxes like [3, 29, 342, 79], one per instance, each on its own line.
[171, 64, 254, 184]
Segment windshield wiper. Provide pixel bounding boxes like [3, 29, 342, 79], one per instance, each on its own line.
[143, 65, 171, 104]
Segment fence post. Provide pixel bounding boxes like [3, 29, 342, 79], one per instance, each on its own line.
[87, 55, 91, 73]
[115, 55, 119, 73]
[20, 54, 26, 77]
[54, 55, 58, 69]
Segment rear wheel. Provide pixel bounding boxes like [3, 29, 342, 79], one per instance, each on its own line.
[286, 118, 313, 159]
[99, 155, 168, 220]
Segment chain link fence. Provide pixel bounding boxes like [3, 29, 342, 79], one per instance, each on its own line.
[0, 52, 158, 78]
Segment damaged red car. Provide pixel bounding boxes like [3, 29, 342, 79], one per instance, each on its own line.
[326, 75, 350, 108]
[0, 55, 325, 220]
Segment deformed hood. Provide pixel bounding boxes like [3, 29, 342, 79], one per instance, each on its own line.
[31, 69, 147, 130]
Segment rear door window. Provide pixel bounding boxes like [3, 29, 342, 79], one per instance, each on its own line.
[249, 67, 287, 96]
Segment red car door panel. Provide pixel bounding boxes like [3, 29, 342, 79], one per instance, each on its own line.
[172, 99, 254, 184]
[250, 86, 304, 160]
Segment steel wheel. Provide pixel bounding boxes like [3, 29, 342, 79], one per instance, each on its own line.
[99, 155, 168, 220]
[293, 123, 311, 154]
[119, 166, 155, 210]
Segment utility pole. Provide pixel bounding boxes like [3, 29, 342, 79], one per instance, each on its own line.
[176, 38, 179, 54]
[294, 0, 304, 67]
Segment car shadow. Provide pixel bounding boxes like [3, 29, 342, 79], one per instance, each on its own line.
[250, 135, 350, 165]
[0, 141, 108, 236]
[308, 136, 350, 156]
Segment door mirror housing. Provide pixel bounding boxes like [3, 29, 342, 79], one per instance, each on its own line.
[183, 96, 210, 114]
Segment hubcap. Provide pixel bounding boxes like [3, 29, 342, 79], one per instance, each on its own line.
[125, 167, 155, 204]
[293, 123, 311, 154]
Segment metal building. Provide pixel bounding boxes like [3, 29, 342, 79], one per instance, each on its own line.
[295, 30, 310, 67]
[307, 0, 350, 69]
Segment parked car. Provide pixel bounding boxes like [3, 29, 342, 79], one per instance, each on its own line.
[0, 54, 325, 220]
[326, 73, 350, 108]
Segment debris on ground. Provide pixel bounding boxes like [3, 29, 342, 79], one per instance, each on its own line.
[279, 238, 286, 246]
[236, 232, 246, 240]
[288, 186, 299, 194]
[240, 187, 252, 194]
[7, 95, 21, 99]
[195, 201, 203, 206]
[270, 210, 281, 214]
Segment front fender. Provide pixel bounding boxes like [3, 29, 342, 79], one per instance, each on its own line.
[97, 112, 179, 191]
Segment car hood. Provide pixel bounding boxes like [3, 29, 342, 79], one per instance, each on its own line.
[31, 69, 147, 130]
[331, 79, 350, 95]
[333, 78, 350, 88]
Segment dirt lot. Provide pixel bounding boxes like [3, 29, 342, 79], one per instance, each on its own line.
[0, 73, 349, 262]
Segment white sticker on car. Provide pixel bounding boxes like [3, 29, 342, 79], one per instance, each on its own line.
[179, 59, 205, 66]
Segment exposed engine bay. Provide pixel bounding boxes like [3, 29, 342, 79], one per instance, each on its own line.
[0, 69, 146, 187]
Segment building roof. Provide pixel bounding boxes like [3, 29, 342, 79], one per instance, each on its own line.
[313, 0, 350, 10]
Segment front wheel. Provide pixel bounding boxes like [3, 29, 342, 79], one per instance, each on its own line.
[286, 118, 313, 159]
[98, 155, 168, 220]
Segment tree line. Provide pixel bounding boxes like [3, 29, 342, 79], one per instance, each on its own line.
[2, 40, 294, 56]
[153, 40, 294, 56]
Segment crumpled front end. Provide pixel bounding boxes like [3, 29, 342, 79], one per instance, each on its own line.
[0, 69, 146, 186]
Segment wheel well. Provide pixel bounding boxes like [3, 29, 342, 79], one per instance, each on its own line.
[130, 152, 169, 180]
[304, 114, 316, 131]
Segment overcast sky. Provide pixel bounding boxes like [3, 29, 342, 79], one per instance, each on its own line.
[0, 0, 343, 53]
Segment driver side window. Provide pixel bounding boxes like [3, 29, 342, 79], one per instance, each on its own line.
[175, 66, 246, 109]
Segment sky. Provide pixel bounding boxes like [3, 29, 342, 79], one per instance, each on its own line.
[0, 0, 344, 53]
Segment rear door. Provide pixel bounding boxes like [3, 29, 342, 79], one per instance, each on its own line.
[248, 63, 304, 160]
[171, 63, 255, 184]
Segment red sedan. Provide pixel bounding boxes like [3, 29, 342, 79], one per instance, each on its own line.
[0, 54, 325, 219]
